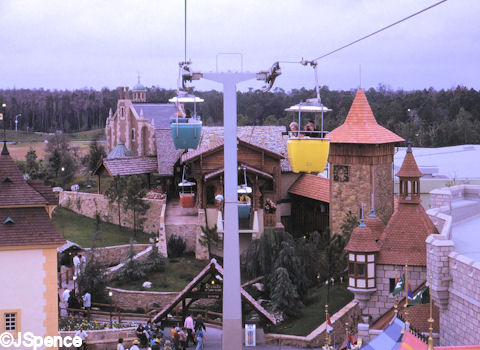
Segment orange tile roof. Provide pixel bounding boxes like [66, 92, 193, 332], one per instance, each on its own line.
[377, 202, 438, 266]
[364, 211, 385, 240]
[396, 147, 423, 178]
[398, 304, 440, 334]
[345, 222, 379, 252]
[328, 89, 405, 144]
[288, 174, 329, 202]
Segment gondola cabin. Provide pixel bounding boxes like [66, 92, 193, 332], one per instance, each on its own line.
[237, 185, 252, 219]
[178, 180, 196, 208]
[285, 102, 331, 173]
[169, 93, 204, 150]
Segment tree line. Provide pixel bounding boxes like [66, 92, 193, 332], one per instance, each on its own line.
[1, 84, 479, 147]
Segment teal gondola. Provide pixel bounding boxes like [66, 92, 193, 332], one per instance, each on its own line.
[169, 93, 204, 150]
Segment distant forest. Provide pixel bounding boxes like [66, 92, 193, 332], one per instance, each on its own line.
[1, 85, 479, 147]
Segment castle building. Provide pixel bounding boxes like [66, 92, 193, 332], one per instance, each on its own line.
[0, 142, 64, 343]
[328, 89, 404, 236]
[346, 145, 439, 321]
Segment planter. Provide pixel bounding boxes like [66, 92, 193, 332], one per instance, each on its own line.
[264, 213, 276, 227]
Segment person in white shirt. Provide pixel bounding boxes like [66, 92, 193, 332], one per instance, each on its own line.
[80, 254, 87, 273]
[82, 292, 91, 309]
[184, 313, 195, 347]
[117, 338, 124, 350]
[130, 339, 140, 350]
[74, 327, 88, 350]
[62, 289, 71, 303]
[73, 253, 81, 277]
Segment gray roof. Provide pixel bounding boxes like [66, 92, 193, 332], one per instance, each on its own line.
[155, 129, 184, 176]
[133, 103, 177, 129]
[107, 142, 134, 158]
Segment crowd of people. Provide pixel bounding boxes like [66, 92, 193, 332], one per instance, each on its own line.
[61, 289, 91, 317]
[125, 314, 207, 350]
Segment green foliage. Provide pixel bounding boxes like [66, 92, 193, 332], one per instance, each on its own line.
[105, 175, 127, 228]
[167, 236, 186, 258]
[45, 133, 77, 186]
[59, 318, 136, 331]
[123, 175, 150, 235]
[237, 114, 250, 126]
[340, 210, 359, 241]
[144, 242, 167, 273]
[77, 255, 108, 303]
[270, 267, 304, 318]
[199, 224, 219, 258]
[116, 242, 147, 282]
[84, 139, 106, 172]
[273, 241, 308, 298]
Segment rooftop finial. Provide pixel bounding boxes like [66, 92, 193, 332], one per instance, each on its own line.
[137, 72, 141, 85]
[359, 202, 366, 227]
[407, 140, 413, 153]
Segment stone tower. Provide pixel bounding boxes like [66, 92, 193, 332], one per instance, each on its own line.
[328, 89, 404, 236]
[132, 75, 146, 103]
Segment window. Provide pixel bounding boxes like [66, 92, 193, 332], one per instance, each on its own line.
[357, 263, 366, 277]
[349, 262, 355, 275]
[389, 278, 396, 293]
[131, 128, 135, 141]
[4, 313, 16, 331]
[120, 106, 125, 119]
[347, 252, 375, 289]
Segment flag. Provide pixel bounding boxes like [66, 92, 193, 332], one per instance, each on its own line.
[407, 283, 413, 300]
[326, 314, 333, 333]
[346, 334, 355, 349]
[408, 286, 428, 306]
[392, 274, 404, 296]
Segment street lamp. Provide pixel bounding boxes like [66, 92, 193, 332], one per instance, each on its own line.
[108, 291, 113, 328]
[14, 114, 21, 131]
[1, 103, 6, 141]
[72, 275, 77, 292]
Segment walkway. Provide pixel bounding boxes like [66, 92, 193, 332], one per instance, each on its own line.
[165, 198, 198, 225]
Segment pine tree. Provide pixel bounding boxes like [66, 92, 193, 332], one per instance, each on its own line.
[123, 175, 150, 237]
[105, 175, 127, 229]
[270, 267, 304, 318]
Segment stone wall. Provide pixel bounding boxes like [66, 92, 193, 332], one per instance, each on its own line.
[83, 244, 151, 267]
[361, 264, 426, 321]
[107, 287, 178, 312]
[165, 223, 198, 252]
[59, 191, 165, 235]
[60, 327, 136, 350]
[265, 300, 360, 348]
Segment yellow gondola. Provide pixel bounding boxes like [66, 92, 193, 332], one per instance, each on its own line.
[285, 101, 332, 173]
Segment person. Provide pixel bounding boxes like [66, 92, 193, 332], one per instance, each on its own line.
[178, 328, 187, 350]
[172, 326, 181, 349]
[303, 120, 319, 138]
[195, 328, 206, 350]
[194, 314, 205, 333]
[136, 323, 148, 348]
[289, 121, 299, 137]
[75, 327, 88, 350]
[164, 339, 172, 350]
[80, 254, 87, 273]
[73, 253, 81, 277]
[82, 291, 91, 310]
[68, 292, 81, 316]
[183, 314, 195, 347]
[130, 339, 141, 350]
[117, 338, 124, 350]
[145, 320, 154, 340]
[62, 288, 71, 304]
[151, 338, 161, 350]
[185, 108, 192, 118]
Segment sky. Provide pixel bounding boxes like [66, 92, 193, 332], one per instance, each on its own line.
[0, 0, 478, 92]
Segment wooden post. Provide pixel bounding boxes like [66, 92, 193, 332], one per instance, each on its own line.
[97, 174, 101, 194]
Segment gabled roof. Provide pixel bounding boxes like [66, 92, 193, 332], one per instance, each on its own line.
[377, 203, 438, 266]
[152, 259, 276, 325]
[204, 163, 274, 181]
[155, 129, 184, 176]
[328, 89, 404, 144]
[0, 150, 47, 207]
[181, 137, 283, 164]
[182, 126, 290, 171]
[396, 146, 423, 178]
[95, 156, 158, 176]
[28, 180, 58, 206]
[0, 207, 65, 248]
[345, 221, 380, 252]
[288, 174, 329, 203]
[132, 104, 177, 129]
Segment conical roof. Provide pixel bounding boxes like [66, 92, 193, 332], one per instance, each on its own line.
[328, 89, 404, 144]
[107, 142, 134, 158]
[396, 145, 423, 178]
[364, 210, 385, 239]
[345, 220, 379, 252]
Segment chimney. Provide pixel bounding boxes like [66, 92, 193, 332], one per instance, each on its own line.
[125, 87, 130, 100]
[209, 134, 217, 147]
[119, 87, 124, 99]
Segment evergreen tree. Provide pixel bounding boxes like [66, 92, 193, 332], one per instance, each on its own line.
[116, 241, 147, 282]
[200, 224, 219, 258]
[105, 175, 127, 229]
[270, 267, 304, 318]
[85, 139, 106, 173]
[123, 175, 150, 236]
[144, 241, 167, 273]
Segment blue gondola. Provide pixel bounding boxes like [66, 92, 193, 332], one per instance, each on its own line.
[237, 167, 252, 219]
[169, 92, 204, 150]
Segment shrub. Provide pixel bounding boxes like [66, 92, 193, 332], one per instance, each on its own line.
[167, 236, 186, 258]
[144, 242, 167, 273]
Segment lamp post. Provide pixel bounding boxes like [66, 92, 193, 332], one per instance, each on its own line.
[14, 114, 21, 131]
[72, 275, 77, 293]
[108, 291, 113, 328]
[1, 103, 6, 141]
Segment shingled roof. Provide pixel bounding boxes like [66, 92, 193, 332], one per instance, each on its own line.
[155, 129, 184, 176]
[328, 89, 405, 144]
[364, 210, 385, 239]
[0, 148, 47, 207]
[345, 221, 380, 252]
[288, 174, 330, 202]
[28, 180, 58, 206]
[395, 145, 423, 178]
[97, 156, 158, 176]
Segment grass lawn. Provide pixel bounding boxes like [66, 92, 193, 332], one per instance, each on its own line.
[110, 255, 208, 292]
[4, 128, 105, 143]
[52, 207, 152, 248]
[268, 283, 354, 336]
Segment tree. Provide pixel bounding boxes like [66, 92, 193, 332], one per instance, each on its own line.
[116, 241, 147, 282]
[123, 175, 150, 236]
[200, 224, 219, 258]
[85, 139, 106, 173]
[45, 133, 77, 186]
[273, 241, 308, 299]
[270, 267, 304, 318]
[144, 241, 167, 273]
[105, 175, 127, 229]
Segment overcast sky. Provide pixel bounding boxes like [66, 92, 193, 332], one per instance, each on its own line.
[0, 0, 478, 92]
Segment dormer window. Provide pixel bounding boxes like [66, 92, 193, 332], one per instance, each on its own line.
[3, 177, 12, 183]
[3, 217, 15, 225]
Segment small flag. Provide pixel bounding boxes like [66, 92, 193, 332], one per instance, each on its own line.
[346, 334, 355, 349]
[407, 283, 413, 300]
[408, 287, 428, 306]
[326, 314, 333, 333]
[392, 274, 404, 296]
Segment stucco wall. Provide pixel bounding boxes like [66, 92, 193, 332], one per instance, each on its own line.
[59, 191, 165, 235]
[0, 249, 48, 349]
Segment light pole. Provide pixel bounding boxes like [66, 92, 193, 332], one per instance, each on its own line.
[72, 275, 77, 293]
[14, 114, 21, 131]
[1, 103, 6, 141]
[108, 291, 113, 328]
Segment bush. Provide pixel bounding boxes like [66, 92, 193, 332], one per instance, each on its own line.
[167, 236, 186, 258]
[77, 255, 108, 303]
[144, 242, 167, 273]
[116, 242, 147, 282]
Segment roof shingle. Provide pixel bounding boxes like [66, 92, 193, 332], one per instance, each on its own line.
[345, 222, 380, 252]
[328, 89, 405, 144]
[98, 156, 158, 176]
[288, 174, 329, 202]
